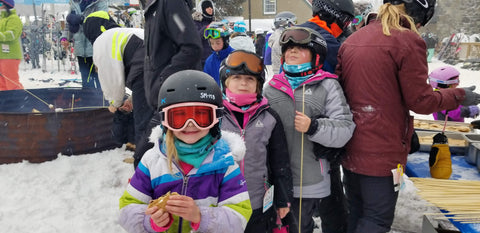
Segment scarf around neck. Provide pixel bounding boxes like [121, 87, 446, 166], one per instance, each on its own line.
[225, 88, 258, 107]
[160, 133, 215, 168]
[283, 62, 314, 89]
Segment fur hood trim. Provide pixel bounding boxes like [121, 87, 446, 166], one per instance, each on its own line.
[192, 11, 203, 21]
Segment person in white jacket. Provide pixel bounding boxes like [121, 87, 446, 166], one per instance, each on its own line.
[83, 11, 154, 160]
[268, 11, 296, 74]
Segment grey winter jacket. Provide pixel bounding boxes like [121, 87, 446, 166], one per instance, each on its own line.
[68, 0, 107, 57]
[221, 99, 293, 210]
[264, 70, 355, 198]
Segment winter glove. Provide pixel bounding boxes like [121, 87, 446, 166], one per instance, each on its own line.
[66, 11, 84, 33]
[313, 143, 345, 165]
[461, 86, 480, 106]
[429, 133, 452, 179]
[468, 105, 479, 118]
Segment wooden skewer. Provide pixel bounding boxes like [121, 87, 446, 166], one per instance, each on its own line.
[410, 178, 480, 224]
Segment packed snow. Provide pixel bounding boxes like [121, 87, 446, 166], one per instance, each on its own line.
[0, 58, 479, 233]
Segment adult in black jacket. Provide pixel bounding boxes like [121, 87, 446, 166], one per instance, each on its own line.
[135, 0, 202, 169]
[143, 0, 202, 109]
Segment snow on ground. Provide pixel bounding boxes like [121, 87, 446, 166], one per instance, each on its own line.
[0, 58, 479, 233]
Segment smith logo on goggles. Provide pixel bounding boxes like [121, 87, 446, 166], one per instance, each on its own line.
[225, 50, 264, 74]
[161, 102, 223, 131]
[204, 28, 223, 39]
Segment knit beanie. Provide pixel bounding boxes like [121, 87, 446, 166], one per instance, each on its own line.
[0, 0, 14, 9]
[83, 11, 120, 44]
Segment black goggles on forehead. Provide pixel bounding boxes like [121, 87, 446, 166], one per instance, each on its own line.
[224, 50, 264, 74]
[279, 27, 313, 46]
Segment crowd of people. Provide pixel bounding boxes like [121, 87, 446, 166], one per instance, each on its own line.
[3, 0, 480, 233]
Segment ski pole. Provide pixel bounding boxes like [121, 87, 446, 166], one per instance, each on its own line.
[298, 84, 305, 233]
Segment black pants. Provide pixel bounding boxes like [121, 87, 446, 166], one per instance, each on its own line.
[289, 198, 319, 233]
[316, 163, 348, 233]
[343, 169, 398, 233]
[133, 113, 160, 169]
[245, 208, 276, 233]
[77, 56, 100, 89]
[112, 110, 135, 146]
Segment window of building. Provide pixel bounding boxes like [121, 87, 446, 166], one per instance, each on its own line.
[264, 0, 276, 15]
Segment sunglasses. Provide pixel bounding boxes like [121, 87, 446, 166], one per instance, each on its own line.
[225, 50, 264, 74]
[161, 102, 222, 131]
[279, 27, 313, 46]
[204, 28, 222, 39]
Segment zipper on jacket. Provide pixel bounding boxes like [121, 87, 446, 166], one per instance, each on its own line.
[178, 174, 190, 233]
[181, 175, 190, 195]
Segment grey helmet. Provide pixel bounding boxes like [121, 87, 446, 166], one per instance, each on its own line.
[274, 11, 297, 29]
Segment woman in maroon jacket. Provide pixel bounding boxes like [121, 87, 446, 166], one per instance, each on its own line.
[336, 1, 480, 233]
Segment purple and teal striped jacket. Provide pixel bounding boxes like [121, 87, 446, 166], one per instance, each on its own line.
[119, 129, 252, 233]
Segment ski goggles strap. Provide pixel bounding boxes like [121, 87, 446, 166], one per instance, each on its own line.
[160, 102, 222, 131]
[225, 50, 264, 74]
[204, 28, 222, 39]
[279, 27, 313, 46]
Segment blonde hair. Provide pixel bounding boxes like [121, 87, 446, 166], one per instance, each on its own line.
[165, 130, 179, 173]
[377, 3, 419, 36]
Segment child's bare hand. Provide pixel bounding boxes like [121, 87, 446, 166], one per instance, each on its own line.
[119, 99, 133, 112]
[108, 105, 117, 113]
[295, 111, 311, 133]
[145, 206, 171, 227]
[165, 195, 201, 224]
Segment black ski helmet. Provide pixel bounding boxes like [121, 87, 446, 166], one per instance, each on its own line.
[312, 0, 355, 28]
[219, 50, 265, 95]
[158, 70, 223, 111]
[383, 0, 436, 26]
[280, 26, 328, 72]
[274, 11, 297, 29]
[158, 70, 223, 138]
